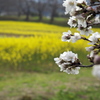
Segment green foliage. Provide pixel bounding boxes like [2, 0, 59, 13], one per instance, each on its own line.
[52, 89, 100, 100]
[0, 70, 100, 100]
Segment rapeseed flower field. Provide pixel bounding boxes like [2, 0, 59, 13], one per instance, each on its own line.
[0, 21, 99, 70]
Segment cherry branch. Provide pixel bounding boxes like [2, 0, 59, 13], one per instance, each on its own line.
[88, 23, 100, 27]
[90, 4, 100, 6]
[81, 37, 91, 42]
[78, 64, 94, 67]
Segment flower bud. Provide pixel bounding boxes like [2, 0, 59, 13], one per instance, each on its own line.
[94, 55, 100, 64]
[85, 46, 94, 52]
[92, 65, 100, 79]
[86, 7, 93, 11]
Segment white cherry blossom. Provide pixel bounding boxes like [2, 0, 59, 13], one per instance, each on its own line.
[95, 14, 100, 23]
[62, 30, 72, 42]
[69, 9, 76, 16]
[64, 67, 80, 74]
[77, 18, 87, 28]
[77, 0, 87, 4]
[89, 32, 100, 44]
[68, 16, 77, 27]
[54, 57, 62, 65]
[76, 6, 82, 11]
[63, 0, 77, 15]
[77, 26, 92, 36]
[58, 64, 66, 71]
[89, 51, 95, 58]
[92, 65, 100, 79]
[55, 0, 100, 76]
[85, 46, 94, 52]
[60, 51, 78, 63]
[54, 51, 78, 65]
[71, 33, 81, 43]
[54, 51, 80, 74]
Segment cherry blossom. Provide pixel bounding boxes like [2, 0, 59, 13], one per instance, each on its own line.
[62, 0, 77, 15]
[62, 30, 72, 42]
[54, 51, 80, 74]
[54, 0, 100, 77]
[89, 32, 100, 44]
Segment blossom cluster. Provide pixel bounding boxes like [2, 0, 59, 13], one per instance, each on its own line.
[54, 51, 80, 74]
[54, 0, 100, 78]
[63, 0, 100, 36]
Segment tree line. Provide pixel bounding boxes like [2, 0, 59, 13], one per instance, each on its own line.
[0, 0, 65, 23]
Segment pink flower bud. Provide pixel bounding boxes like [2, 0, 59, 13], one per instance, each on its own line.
[94, 55, 100, 64]
[87, 7, 92, 10]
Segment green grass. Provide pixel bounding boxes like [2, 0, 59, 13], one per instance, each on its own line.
[0, 15, 68, 26]
[0, 68, 100, 100]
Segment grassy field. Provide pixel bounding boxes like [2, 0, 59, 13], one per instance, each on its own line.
[0, 69, 100, 100]
[0, 16, 68, 26]
[0, 21, 100, 100]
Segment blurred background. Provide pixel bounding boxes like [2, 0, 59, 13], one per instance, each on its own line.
[0, 0, 68, 25]
[0, 0, 100, 100]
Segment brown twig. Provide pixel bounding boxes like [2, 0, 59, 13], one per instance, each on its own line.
[78, 64, 94, 67]
[81, 37, 91, 42]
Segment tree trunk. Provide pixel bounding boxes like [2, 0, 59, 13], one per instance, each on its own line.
[17, 12, 21, 18]
[50, 10, 55, 23]
[25, 11, 30, 21]
[38, 12, 42, 21]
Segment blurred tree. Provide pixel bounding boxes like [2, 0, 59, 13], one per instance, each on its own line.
[0, 0, 5, 15]
[0, 0, 65, 21]
[34, 0, 47, 21]
[49, 0, 63, 23]
[0, 0, 16, 15]
[15, 0, 23, 17]
[19, 0, 35, 21]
